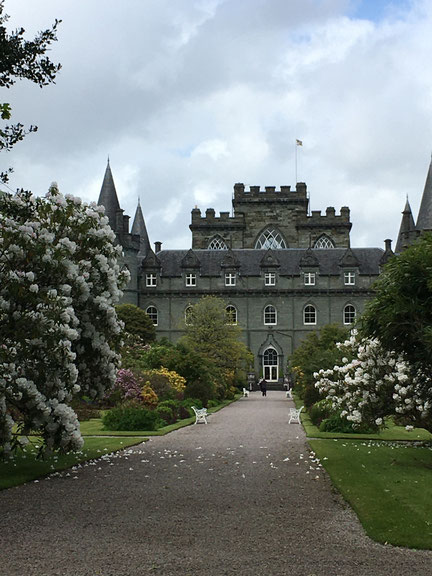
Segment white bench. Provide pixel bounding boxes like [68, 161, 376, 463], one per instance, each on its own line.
[289, 406, 303, 424]
[192, 406, 208, 425]
[286, 389, 292, 399]
[243, 387, 249, 398]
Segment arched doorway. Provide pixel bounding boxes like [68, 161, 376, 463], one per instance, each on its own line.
[263, 347, 278, 382]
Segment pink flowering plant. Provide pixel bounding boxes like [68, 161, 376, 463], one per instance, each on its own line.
[314, 330, 432, 432]
[0, 185, 129, 455]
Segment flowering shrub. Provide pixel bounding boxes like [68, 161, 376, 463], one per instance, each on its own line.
[141, 367, 186, 400]
[314, 330, 432, 431]
[0, 186, 128, 454]
[288, 324, 349, 407]
[112, 369, 143, 402]
[141, 383, 159, 409]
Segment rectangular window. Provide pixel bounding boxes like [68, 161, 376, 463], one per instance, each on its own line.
[304, 272, 316, 286]
[265, 272, 276, 286]
[146, 273, 157, 287]
[225, 273, 236, 286]
[344, 272, 355, 285]
[185, 273, 196, 286]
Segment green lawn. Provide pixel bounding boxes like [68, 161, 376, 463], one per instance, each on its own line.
[79, 396, 238, 437]
[310, 439, 432, 549]
[301, 410, 432, 442]
[0, 436, 144, 491]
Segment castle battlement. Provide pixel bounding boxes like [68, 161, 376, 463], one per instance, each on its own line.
[190, 207, 245, 227]
[233, 182, 307, 200]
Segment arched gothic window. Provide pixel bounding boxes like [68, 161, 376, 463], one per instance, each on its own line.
[255, 228, 287, 250]
[264, 304, 277, 325]
[314, 235, 335, 249]
[225, 305, 238, 325]
[304, 304, 317, 325]
[146, 306, 158, 326]
[263, 347, 279, 381]
[208, 235, 228, 250]
[263, 347, 278, 366]
[343, 304, 356, 325]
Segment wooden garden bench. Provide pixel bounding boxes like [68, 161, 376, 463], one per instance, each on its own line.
[192, 406, 208, 425]
[289, 406, 303, 424]
[243, 387, 249, 398]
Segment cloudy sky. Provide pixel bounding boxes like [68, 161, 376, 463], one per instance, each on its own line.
[3, 0, 432, 250]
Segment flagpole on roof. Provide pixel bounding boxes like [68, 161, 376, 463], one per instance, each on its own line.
[295, 139, 302, 183]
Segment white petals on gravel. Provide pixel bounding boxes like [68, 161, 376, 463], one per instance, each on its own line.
[40, 442, 324, 485]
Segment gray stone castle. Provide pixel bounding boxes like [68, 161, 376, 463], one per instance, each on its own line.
[97, 158, 432, 382]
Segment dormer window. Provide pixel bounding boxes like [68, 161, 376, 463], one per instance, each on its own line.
[265, 272, 276, 286]
[304, 272, 316, 286]
[344, 272, 355, 285]
[185, 273, 196, 287]
[146, 273, 157, 287]
[225, 273, 236, 286]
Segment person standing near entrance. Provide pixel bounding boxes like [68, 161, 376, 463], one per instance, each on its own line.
[259, 378, 267, 397]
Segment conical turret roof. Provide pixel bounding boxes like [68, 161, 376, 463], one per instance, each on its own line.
[131, 200, 151, 256]
[395, 198, 416, 253]
[97, 160, 121, 231]
[416, 156, 432, 231]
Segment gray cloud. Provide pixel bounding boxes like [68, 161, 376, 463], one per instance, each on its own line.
[3, 0, 431, 250]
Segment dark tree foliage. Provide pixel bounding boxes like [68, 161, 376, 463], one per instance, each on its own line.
[116, 303, 156, 344]
[361, 233, 432, 372]
[0, 1, 61, 182]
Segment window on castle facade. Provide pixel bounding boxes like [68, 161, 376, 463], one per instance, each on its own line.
[344, 304, 356, 325]
[344, 272, 356, 285]
[265, 272, 276, 286]
[208, 236, 228, 250]
[185, 306, 193, 326]
[304, 272, 316, 286]
[146, 273, 157, 287]
[226, 305, 238, 325]
[146, 306, 158, 326]
[185, 273, 196, 286]
[225, 273, 236, 286]
[304, 304, 317, 325]
[314, 235, 334, 249]
[264, 305, 277, 325]
[255, 229, 287, 250]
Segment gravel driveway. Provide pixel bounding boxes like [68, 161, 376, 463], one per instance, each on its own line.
[1, 391, 431, 576]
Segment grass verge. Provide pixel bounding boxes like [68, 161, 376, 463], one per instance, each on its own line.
[79, 396, 239, 437]
[310, 438, 432, 549]
[0, 436, 144, 491]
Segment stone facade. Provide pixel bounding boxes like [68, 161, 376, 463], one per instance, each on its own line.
[190, 182, 351, 250]
[100, 161, 432, 382]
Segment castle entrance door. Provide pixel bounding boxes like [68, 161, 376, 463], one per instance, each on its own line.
[263, 347, 278, 382]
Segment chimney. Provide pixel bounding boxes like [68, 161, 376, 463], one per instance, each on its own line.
[154, 241, 162, 253]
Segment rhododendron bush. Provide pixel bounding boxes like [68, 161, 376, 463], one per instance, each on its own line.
[315, 330, 432, 432]
[0, 185, 129, 455]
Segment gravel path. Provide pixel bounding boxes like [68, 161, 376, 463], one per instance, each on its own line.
[1, 391, 432, 576]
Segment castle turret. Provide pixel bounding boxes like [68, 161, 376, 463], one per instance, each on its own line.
[416, 156, 432, 232]
[131, 199, 151, 257]
[395, 198, 416, 253]
[97, 160, 123, 233]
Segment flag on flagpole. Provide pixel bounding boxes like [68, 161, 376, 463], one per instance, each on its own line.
[296, 139, 303, 146]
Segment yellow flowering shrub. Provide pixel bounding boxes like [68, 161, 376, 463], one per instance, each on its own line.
[141, 382, 158, 408]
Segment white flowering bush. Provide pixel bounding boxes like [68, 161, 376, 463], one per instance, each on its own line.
[314, 330, 432, 432]
[0, 185, 129, 455]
